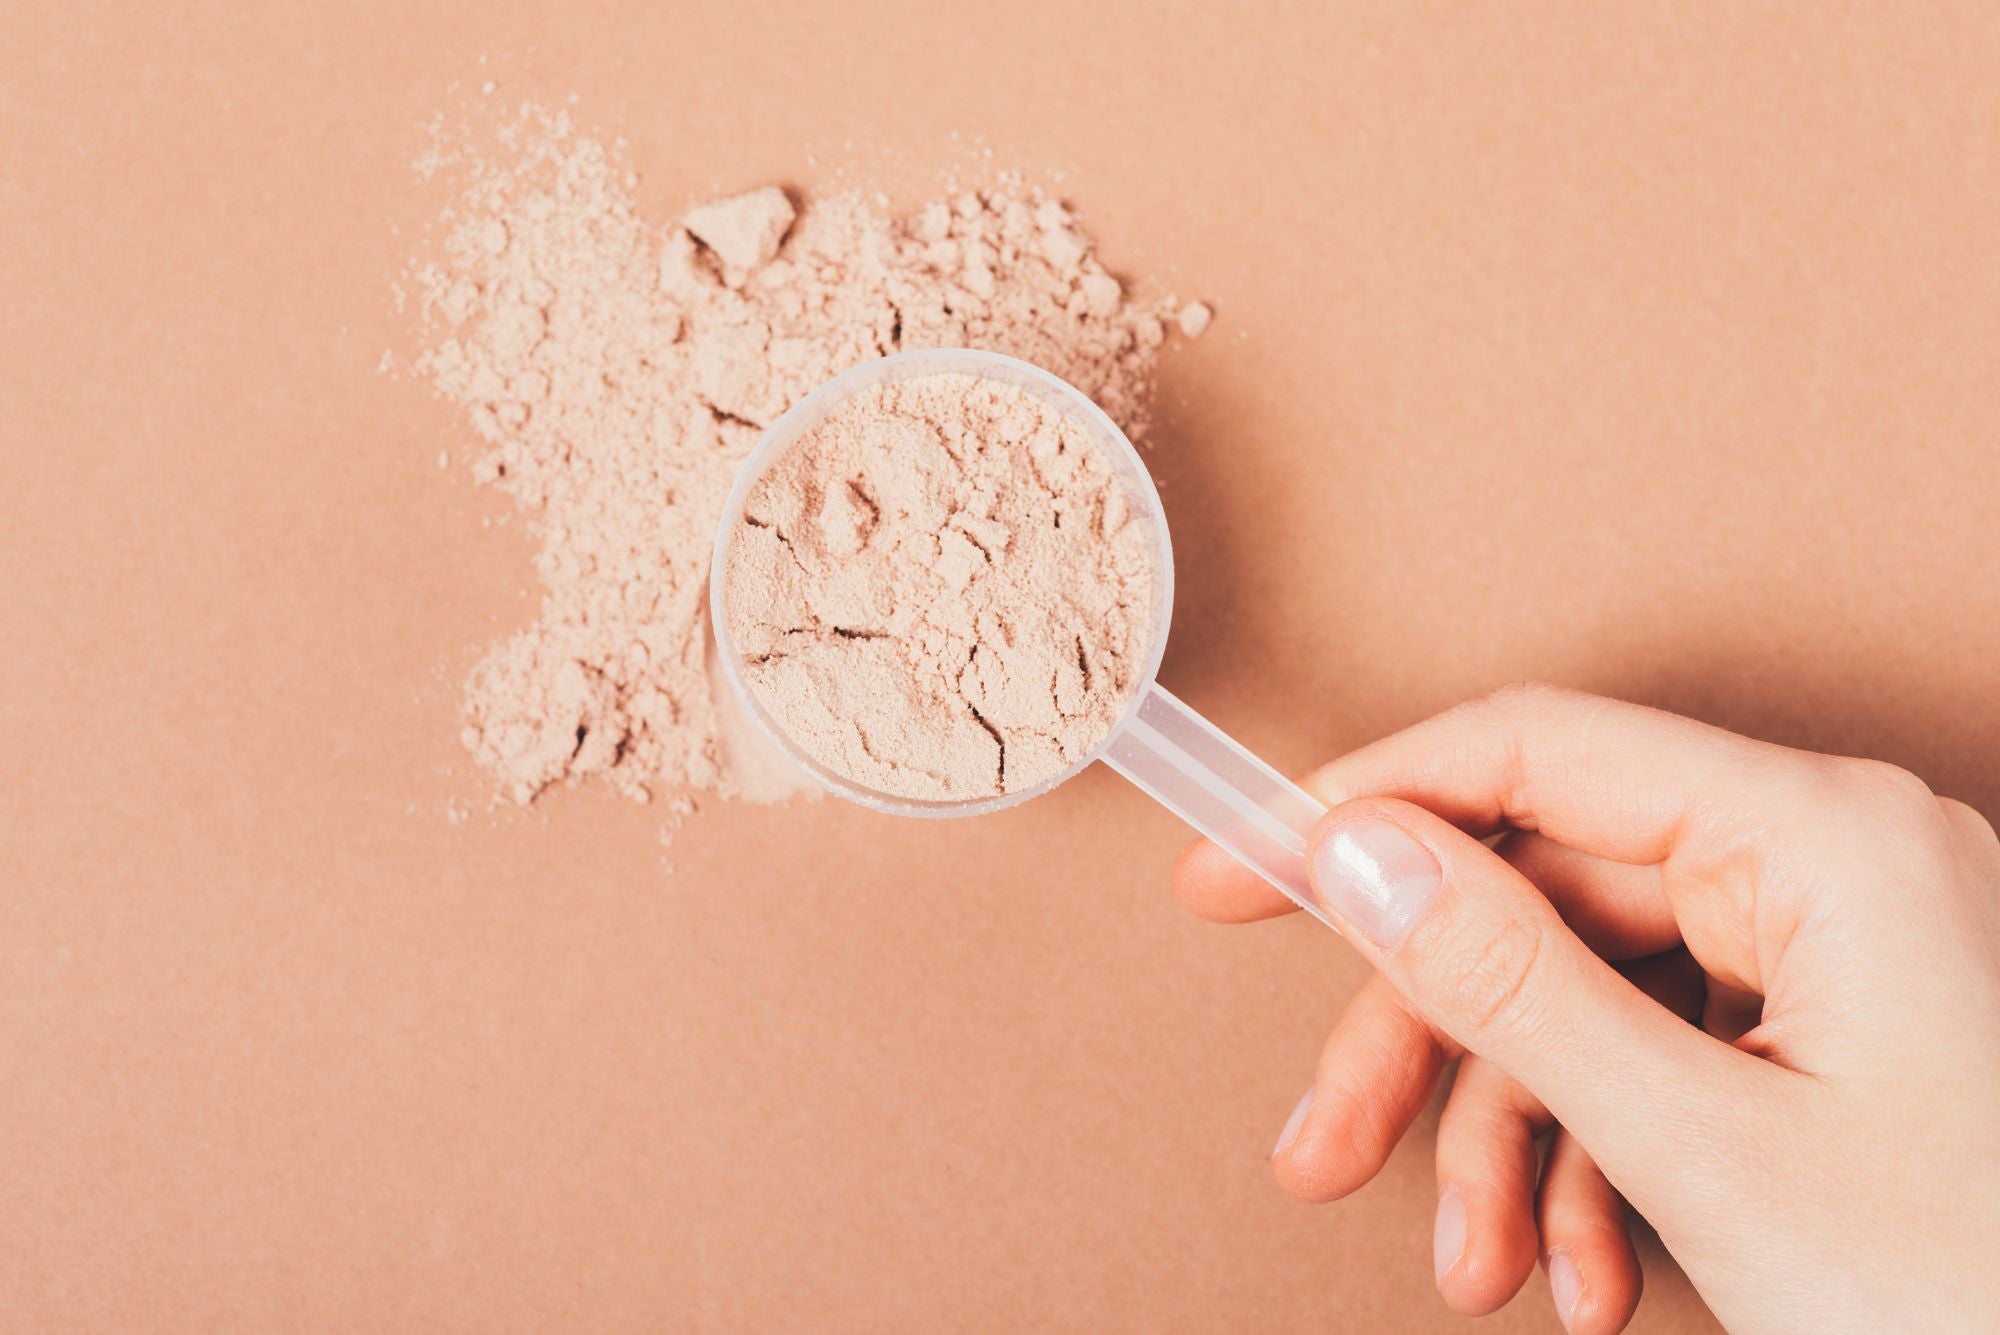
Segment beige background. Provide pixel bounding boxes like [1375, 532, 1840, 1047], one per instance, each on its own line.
[5, 2, 1999, 1331]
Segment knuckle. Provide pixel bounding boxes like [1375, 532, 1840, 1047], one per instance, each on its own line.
[1839, 757, 1936, 811]
[1779, 756, 1970, 896]
[1433, 915, 1546, 1038]
[1786, 755, 1937, 839]
[1939, 797, 2000, 849]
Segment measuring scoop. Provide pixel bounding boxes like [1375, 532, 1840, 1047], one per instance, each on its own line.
[709, 348, 1333, 927]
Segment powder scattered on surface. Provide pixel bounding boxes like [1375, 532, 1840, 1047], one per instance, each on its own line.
[722, 372, 1156, 801]
[409, 106, 1199, 808]
[1176, 300, 1213, 338]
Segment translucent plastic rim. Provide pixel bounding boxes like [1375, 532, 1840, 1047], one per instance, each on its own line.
[707, 348, 1176, 819]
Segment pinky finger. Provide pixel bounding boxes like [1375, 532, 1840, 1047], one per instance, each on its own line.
[1537, 1128, 1643, 1335]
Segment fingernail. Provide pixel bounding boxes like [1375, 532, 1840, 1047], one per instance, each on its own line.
[1432, 1185, 1467, 1284]
[1271, 1086, 1315, 1158]
[1313, 818, 1442, 950]
[1548, 1247, 1583, 1333]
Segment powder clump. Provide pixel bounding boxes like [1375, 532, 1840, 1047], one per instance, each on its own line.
[410, 106, 1199, 807]
[683, 186, 796, 279]
[723, 372, 1155, 801]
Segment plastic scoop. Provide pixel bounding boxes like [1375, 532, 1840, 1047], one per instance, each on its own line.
[709, 349, 1333, 928]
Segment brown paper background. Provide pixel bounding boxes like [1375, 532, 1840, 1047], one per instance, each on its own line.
[5, 3, 1997, 1330]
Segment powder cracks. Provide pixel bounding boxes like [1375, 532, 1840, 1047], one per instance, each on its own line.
[722, 372, 1158, 804]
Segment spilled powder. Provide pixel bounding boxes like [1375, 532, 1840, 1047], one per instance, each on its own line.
[410, 106, 1195, 807]
[723, 372, 1156, 801]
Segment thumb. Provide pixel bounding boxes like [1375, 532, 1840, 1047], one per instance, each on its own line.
[1306, 797, 1769, 1187]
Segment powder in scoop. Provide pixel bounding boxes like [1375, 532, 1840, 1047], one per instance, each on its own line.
[409, 105, 1199, 809]
[722, 372, 1156, 801]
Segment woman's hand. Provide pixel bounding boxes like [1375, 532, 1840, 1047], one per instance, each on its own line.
[1173, 684, 2000, 1333]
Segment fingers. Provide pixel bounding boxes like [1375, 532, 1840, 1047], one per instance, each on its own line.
[1305, 795, 1783, 1197]
[1271, 975, 1449, 1202]
[1174, 684, 1809, 994]
[1537, 1129, 1643, 1335]
[1421, 952, 1697, 1325]
[1173, 833, 1297, 923]
[1496, 832, 1677, 960]
[1427, 949, 1695, 1321]
[1301, 681, 1822, 865]
[1431, 1056, 1546, 1315]
[1265, 944, 1698, 1331]
[1432, 1030, 1666, 1328]
[1175, 803, 1684, 947]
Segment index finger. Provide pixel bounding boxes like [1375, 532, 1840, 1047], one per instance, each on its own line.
[1310, 682, 1820, 861]
[1174, 681, 1824, 923]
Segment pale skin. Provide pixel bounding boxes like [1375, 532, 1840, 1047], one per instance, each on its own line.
[1172, 684, 2000, 1333]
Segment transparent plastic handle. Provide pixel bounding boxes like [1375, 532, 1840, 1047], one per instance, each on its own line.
[1100, 683, 1335, 930]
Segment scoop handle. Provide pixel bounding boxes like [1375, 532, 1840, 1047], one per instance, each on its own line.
[1100, 682, 1335, 929]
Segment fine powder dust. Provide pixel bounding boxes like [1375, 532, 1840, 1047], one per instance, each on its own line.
[723, 372, 1157, 801]
[409, 106, 1197, 808]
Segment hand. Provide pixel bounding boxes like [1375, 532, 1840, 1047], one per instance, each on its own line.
[1173, 684, 2000, 1334]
